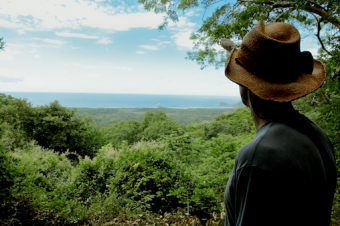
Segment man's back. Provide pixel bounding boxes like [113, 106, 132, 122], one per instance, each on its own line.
[224, 113, 337, 226]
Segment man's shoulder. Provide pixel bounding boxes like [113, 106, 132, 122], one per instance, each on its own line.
[234, 123, 273, 170]
[234, 116, 331, 172]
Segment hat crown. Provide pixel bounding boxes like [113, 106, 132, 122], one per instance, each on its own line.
[237, 21, 303, 83]
[265, 22, 300, 41]
[222, 21, 326, 102]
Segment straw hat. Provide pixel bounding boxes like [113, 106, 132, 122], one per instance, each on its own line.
[221, 21, 326, 102]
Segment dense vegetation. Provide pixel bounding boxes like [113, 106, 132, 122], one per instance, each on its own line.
[0, 93, 255, 225]
[1, 90, 339, 225]
[75, 107, 238, 127]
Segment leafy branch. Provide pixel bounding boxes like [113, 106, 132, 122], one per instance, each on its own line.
[0, 38, 5, 51]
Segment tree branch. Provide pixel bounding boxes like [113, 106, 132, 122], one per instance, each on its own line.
[274, 8, 293, 22]
[304, 5, 340, 29]
[331, 35, 340, 40]
[310, 0, 327, 12]
[266, 8, 274, 18]
[316, 18, 332, 56]
[239, 0, 340, 29]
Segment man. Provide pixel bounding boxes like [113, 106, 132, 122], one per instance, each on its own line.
[221, 21, 337, 226]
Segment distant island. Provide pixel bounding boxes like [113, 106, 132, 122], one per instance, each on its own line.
[219, 101, 245, 108]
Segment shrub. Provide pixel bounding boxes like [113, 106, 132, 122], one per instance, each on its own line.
[110, 141, 195, 213]
[138, 111, 184, 141]
[103, 120, 142, 146]
[0, 125, 18, 202]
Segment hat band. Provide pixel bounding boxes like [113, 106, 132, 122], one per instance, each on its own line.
[235, 58, 299, 83]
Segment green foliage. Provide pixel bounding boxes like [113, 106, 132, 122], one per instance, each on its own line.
[139, 111, 184, 141]
[2, 96, 336, 224]
[205, 107, 255, 139]
[104, 120, 142, 145]
[0, 138, 233, 224]
[111, 141, 194, 213]
[0, 125, 18, 202]
[138, 0, 339, 69]
[186, 107, 255, 141]
[0, 94, 105, 157]
[0, 37, 5, 51]
[32, 101, 105, 157]
[103, 111, 184, 146]
[0, 94, 35, 149]
[1, 143, 102, 224]
[76, 107, 234, 127]
[0, 105, 251, 224]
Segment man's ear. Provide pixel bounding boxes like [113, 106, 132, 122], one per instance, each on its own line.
[239, 85, 250, 107]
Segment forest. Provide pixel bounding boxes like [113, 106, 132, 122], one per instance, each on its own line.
[0, 93, 255, 225]
[75, 107, 238, 127]
[0, 90, 339, 225]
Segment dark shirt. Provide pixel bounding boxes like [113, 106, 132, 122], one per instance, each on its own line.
[224, 113, 337, 226]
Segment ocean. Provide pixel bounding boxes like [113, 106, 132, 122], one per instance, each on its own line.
[2, 92, 241, 108]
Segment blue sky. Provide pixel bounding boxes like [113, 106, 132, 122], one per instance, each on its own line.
[0, 0, 320, 96]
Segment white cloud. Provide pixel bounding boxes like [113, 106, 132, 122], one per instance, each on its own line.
[0, 76, 23, 83]
[34, 54, 41, 58]
[167, 16, 197, 49]
[55, 32, 98, 39]
[139, 45, 159, 50]
[16, 29, 26, 34]
[28, 49, 39, 53]
[0, 68, 24, 83]
[136, 51, 146, 54]
[151, 39, 160, 41]
[159, 41, 171, 45]
[86, 73, 103, 78]
[119, 66, 132, 71]
[305, 48, 319, 56]
[71, 46, 80, 49]
[32, 38, 67, 44]
[0, 49, 14, 60]
[185, 10, 195, 17]
[168, 17, 196, 29]
[97, 38, 112, 44]
[13, 50, 23, 54]
[171, 31, 194, 48]
[0, 0, 164, 31]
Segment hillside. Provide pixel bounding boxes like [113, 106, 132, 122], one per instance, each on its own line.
[75, 107, 237, 127]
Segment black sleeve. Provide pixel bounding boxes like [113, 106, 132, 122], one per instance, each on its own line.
[225, 166, 280, 226]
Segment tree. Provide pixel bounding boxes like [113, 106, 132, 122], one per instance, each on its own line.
[32, 101, 105, 157]
[0, 94, 105, 157]
[139, 111, 184, 141]
[139, 0, 339, 68]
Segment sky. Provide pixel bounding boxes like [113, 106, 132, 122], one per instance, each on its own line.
[0, 0, 321, 96]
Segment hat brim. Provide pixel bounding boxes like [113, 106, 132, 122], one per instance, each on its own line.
[225, 49, 326, 102]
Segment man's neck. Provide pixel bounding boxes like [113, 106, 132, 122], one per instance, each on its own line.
[251, 105, 297, 130]
[251, 112, 273, 130]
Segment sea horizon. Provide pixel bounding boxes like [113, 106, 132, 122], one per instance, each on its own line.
[1, 92, 241, 108]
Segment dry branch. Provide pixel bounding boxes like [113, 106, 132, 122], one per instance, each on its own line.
[316, 18, 333, 56]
